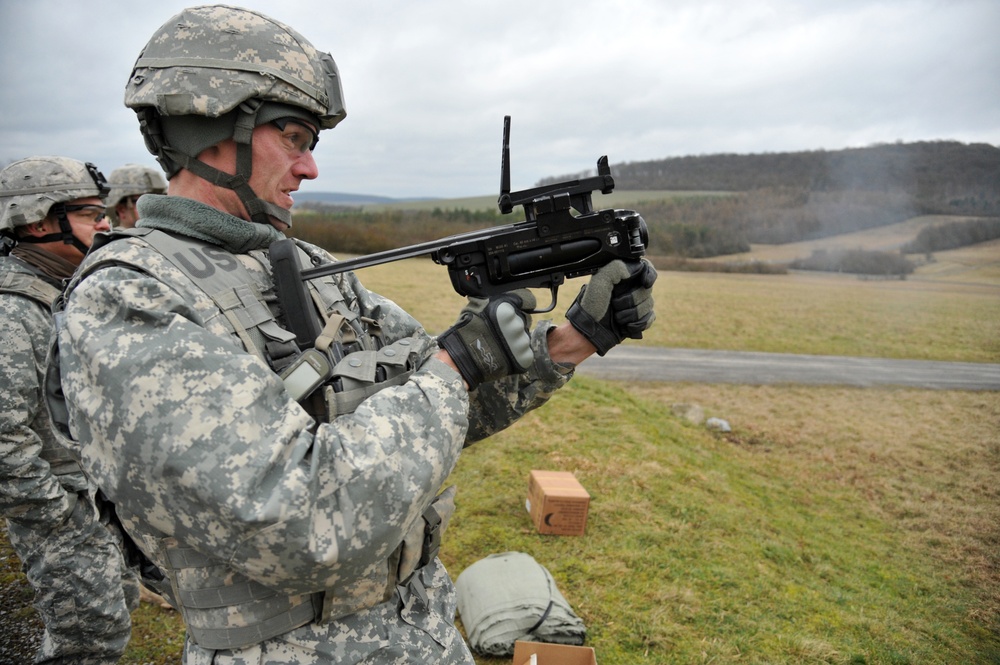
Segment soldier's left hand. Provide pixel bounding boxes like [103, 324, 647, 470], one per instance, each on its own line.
[437, 289, 536, 390]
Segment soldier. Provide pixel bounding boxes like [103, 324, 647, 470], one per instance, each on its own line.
[100, 161, 172, 610]
[53, 5, 655, 664]
[104, 163, 167, 228]
[0, 156, 136, 664]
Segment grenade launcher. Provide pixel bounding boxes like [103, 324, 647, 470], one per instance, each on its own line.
[269, 115, 649, 348]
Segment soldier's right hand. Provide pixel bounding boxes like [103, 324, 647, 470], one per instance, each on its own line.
[436, 290, 536, 390]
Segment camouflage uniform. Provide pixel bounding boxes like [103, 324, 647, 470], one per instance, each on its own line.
[56, 193, 574, 664]
[1, 158, 137, 665]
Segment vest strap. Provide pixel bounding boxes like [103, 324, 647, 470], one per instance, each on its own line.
[0, 270, 61, 307]
[159, 538, 322, 650]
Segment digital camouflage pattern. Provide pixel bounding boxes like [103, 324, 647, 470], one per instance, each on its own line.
[0, 156, 108, 231]
[0, 255, 136, 664]
[57, 194, 574, 663]
[124, 5, 346, 128]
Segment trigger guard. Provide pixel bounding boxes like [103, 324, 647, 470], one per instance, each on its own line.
[530, 287, 558, 314]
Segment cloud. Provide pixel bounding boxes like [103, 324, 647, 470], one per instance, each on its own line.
[1, 0, 997, 199]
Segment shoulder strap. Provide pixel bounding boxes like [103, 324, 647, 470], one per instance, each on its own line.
[290, 239, 382, 352]
[0, 269, 62, 307]
[132, 230, 298, 363]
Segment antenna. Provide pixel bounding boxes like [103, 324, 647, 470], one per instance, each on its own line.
[498, 115, 513, 214]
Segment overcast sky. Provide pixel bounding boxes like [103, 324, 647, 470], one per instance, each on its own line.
[1, 0, 998, 200]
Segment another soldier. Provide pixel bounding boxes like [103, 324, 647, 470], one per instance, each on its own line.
[98, 161, 174, 612]
[0, 156, 136, 664]
[53, 5, 655, 664]
[105, 163, 167, 228]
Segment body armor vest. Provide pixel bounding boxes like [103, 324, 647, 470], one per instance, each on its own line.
[53, 228, 448, 650]
[0, 262, 84, 478]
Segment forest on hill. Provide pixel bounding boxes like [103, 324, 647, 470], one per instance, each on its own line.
[543, 141, 1000, 212]
[292, 141, 1000, 273]
[539, 141, 1000, 255]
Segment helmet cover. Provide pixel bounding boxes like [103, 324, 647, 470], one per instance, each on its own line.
[124, 4, 345, 128]
[0, 156, 108, 231]
[122, 5, 346, 227]
[106, 163, 168, 208]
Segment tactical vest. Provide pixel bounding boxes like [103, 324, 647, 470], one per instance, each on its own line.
[52, 228, 449, 650]
[0, 262, 84, 478]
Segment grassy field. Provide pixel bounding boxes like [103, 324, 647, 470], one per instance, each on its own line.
[1, 231, 997, 663]
[349, 241, 1000, 363]
[445, 380, 999, 664]
[719, 215, 977, 263]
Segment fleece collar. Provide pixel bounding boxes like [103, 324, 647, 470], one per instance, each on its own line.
[135, 194, 284, 254]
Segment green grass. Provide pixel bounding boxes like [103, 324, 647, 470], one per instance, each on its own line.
[442, 379, 1000, 664]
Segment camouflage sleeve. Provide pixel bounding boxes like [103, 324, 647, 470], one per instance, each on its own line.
[336, 268, 574, 443]
[0, 295, 74, 524]
[342, 269, 427, 340]
[463, 321, 575, 443]
[61, 265, 469, 595]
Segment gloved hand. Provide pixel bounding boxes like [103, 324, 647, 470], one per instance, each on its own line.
[566, 259, 657, 356]
[437, 289, 536, 390]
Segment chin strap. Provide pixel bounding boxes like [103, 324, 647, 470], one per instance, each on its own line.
[12, 160, 108, 256]
[152, 101, 293, 228]
[17, 208, 90, 254]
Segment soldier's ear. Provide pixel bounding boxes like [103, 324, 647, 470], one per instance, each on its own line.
[22, 220, 50, 237]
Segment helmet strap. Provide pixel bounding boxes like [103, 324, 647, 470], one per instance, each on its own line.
[0, 233, 15, 256]
[17, 209, 90, 255]
[155, 102, 294, 229]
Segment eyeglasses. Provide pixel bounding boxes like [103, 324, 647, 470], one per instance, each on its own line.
[61, 204, 107, 224]
[272, 118, 319, 153]
[126, 195, 142, 207]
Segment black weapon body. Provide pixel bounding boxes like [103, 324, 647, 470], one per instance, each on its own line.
[270, 116, 648, 348]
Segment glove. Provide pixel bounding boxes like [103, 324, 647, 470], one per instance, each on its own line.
[437, 289, 536, 390]
[566, 259, 657, 356]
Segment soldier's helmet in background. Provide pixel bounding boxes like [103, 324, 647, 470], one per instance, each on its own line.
[0, 156, 108, 232]
[106, 163, 168, 211]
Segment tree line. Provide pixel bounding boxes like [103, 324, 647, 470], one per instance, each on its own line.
[900, 217, 1000, 254]
[543, 140, 1000, 216]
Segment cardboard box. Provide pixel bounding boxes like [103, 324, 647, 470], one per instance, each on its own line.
[526, 470, 590, 536]
[513, 640, 597, 665]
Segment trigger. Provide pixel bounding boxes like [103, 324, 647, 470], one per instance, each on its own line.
[530, 287, 558, 315]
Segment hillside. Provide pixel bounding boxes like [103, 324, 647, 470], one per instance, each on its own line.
[300, 141, 1000, 216]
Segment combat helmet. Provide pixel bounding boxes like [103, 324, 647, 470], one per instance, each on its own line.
[106, 163, 168, 211]
[0, 156, 109, 254]
[123, 4, 346, 228]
